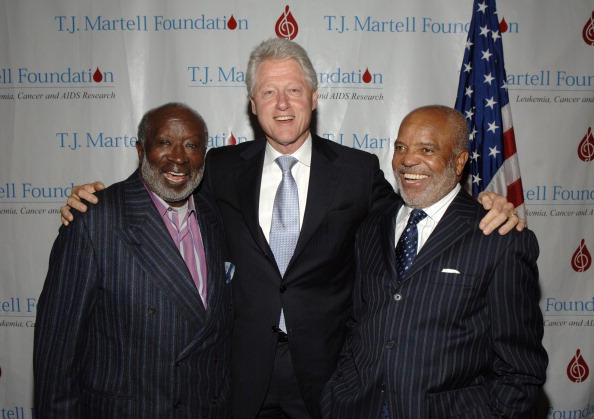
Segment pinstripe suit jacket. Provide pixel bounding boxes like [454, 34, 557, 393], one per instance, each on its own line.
[321, 190, 547, 419]
[34, 170, 232, 419]
[203, 135, 395, 418]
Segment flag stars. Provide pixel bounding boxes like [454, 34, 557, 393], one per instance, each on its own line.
[471, 150, 480, 161]
[491, 30, 501, 42]
[485, 97, 497, 109]
[465, 39, 474, 50]
[479, 25, 490, 37]
[489, 146, 501, 157]
[464, 62, 472, 73]
[472, 174, 482, 185]
[465, 86, 474, 97]
[469, 126, 478, 140]
[481, 49, 493, 61]
[465, 108, 475, 119]
[487, 121, 499, 133]
[477, 2, 488, 13]
[484, 73, 495, 85]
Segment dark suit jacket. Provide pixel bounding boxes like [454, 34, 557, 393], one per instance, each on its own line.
[202, 135, 395, 418]
[321, 190, 548, 418]
[34, 170, 233, 419]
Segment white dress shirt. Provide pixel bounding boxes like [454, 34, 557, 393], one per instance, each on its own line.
[259, 136, 312, 242]
[395, 183, 461, 252]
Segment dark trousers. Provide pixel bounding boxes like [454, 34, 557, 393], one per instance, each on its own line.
[256, 339, 313, 419]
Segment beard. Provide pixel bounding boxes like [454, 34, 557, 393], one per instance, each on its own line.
[139, 154, 204, 204]
[394, 158, 459, 209]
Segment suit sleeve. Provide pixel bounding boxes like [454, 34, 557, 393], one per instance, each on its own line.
[488, 230, 548, 417]
[34, 216, 99, 418]
[367, 153, 397, 211]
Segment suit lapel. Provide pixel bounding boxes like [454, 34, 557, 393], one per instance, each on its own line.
[118, 172, 206, 327]
[403, 190, 478, 282]
[237, 140, 271, 254]
[380, 200, 402, 280]
[193, 191, 223, 315]
[291, 136, 341, 263]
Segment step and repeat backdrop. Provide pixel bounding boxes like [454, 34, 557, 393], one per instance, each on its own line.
[1, 0, 593, 416]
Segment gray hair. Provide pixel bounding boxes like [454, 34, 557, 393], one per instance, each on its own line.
[137, 102, 208, 146]
[245, 38, 318, 97]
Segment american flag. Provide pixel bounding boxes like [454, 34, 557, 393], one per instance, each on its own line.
[455, 0, 526, 219]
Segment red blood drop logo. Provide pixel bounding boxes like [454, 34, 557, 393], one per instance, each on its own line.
[567, 349, 590, 383]
[275, 6, 298, 40]
[228, 15, 237, 30]
[92, 67, 103, 83]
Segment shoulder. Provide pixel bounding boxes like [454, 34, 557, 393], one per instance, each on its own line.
[75, 172, 141, 222]
[312, 134, 379, 163]
[455, 192, 539, 253]
[206, 140, 263, 162]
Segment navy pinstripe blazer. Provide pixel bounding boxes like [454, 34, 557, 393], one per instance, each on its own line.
[34, 170, 232, 418]
[321, 190, 548, 419]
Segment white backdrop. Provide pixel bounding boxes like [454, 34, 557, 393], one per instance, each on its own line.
[1, 1, 593, 417]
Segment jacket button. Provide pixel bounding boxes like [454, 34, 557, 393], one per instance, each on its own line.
[280, 285, 287, 293]
[386, 340, 395, 349]
[173, 400, 182, 409]
[393, 293, 402, 301]
[148, 306, 156, 314]
[379, 384, 386, 392]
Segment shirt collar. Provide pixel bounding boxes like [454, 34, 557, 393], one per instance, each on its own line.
[263, 134, 312, 167]
[144, 181, 195, 218]
[397, 183, 460, 224]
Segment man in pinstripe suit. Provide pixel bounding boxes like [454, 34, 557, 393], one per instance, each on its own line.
[34, 103, 233, 418]
[321, 105, 547, 418]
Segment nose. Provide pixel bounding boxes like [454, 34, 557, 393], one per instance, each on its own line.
[394, 148, 420, 169]
[168, 143, 189, 164]
[275, 91, 289, 111]
[401, 150, 420, 167]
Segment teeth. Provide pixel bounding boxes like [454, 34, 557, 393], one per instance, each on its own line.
[403, 173, 428, 180]
[165, 172, 187, 183]
[274, 116, 294, 121]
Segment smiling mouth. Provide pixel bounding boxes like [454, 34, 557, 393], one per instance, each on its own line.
[164, 171, 188, 184]
[402, 173, 429, 181]
[274, 116, 295, 121]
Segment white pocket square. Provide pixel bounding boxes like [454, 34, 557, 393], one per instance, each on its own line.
[225, 262, 235, 283]
[441, 268, 461, 274]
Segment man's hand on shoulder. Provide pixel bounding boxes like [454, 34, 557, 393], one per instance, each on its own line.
[60, 181, 105, 226]
[477, 191, 526, 235]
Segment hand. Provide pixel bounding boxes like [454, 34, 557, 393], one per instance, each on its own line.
[477, 191, 525, 235]
[60, 181, 105, 226]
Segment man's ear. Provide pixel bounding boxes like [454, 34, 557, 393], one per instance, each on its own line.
[250, 97, 257, 115]
[136, 141, 144, 161]
[311, 89, 318, 111]
[455, 150, 469, 176]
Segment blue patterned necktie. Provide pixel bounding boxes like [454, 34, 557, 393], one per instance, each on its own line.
[269, 155, 299, 332]
[395, 209, 427, 282]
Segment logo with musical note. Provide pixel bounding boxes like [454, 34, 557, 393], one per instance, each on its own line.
[571, 240, 592, 272]
[578, 127, 594, 162]
[583, 12, 594, 46]
[275, 6, 299, 40]
[567, 349, 590, 383]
